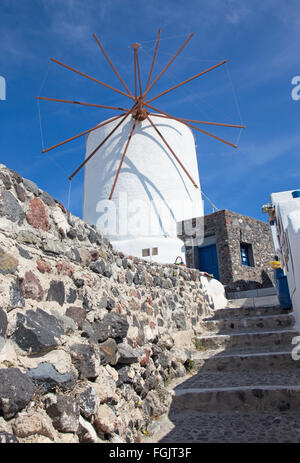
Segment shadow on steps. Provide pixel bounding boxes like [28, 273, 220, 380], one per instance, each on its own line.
[145, 303, 300, 443]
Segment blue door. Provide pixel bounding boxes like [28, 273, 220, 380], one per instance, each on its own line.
[197, 244, 220, 280]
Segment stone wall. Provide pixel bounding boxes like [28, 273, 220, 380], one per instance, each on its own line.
[179, 209, 275, 295]
[0, 164, 215, 443]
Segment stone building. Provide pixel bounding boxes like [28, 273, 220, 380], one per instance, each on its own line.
[178, 209, 275, 296]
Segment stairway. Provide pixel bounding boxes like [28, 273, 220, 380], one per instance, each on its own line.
[152, 298, 300, 443]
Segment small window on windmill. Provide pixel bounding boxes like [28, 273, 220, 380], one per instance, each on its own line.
[152, 247, 158, 256]
[142, 248, 150, 257]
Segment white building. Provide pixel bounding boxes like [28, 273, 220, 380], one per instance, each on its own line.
[83, 115, 203, 264]
[267, 190, 300, 328]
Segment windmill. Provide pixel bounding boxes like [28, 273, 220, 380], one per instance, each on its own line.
[37, 30, 245, 263]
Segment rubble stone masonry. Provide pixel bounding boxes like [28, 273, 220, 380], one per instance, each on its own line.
[0, 164, 215, 443]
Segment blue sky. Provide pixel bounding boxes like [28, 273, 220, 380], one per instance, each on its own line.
[0, 0, 300, 221]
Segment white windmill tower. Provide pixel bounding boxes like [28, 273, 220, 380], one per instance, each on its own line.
[38, 31, 245, 264]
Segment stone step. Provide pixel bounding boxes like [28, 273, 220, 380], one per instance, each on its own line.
[174, 367, 300, 390]
[211, 305, 290, 320]
[191, 347, 300, 372]
[173, 385, 300, 413]
[196, 328, 298, 351]
[200, 313, 295, 335]
[227, 288, 277, 300]
[227, 295, 279, 308]
[155, 409, 300, 443]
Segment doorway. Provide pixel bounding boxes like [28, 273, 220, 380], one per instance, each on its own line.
[197, 244, 220, 280]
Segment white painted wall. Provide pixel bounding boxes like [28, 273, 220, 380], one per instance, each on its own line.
[200, 276, 227, 310]
[270, 190, 300, 328]
[83, 115, 203, 264]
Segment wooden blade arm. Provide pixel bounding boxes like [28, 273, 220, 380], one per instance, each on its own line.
[42, 113, 125, 154]
[142, 33, 194, 99]
[135, 48, 143, 97]
[134, 50, 137, 99]
[69, 105, 136, 180]
[109, 120, 137, 199]
[36, 96, 130, 112]
[145, 28, 161, 91]
[146, 115, 198, 188]
[145, 60, 227, 104]
[93, 34, 134, 99]
[145, 103, 238, 149]
[148, 112, 245, 129]
[50, 58, 135, 101]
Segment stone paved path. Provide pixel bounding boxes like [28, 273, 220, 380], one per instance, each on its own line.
[143, 298, 300, 443]
[147, 409, 300, 443]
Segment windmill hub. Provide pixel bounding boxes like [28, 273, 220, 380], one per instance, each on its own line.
[132, 97, 148, 121]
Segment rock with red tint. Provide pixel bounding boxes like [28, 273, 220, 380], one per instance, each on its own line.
[65, 306, 86, 330]
[20, 271, 44, 301]
[37, 259, 52, 274]
[145, 296, 153, 306]
[26, 197, 50, 231]
[140, 349, 151, 367]
[57, 202, 66, 213]
[56, 261, 74, 277]
[116, 304, 122, 314]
